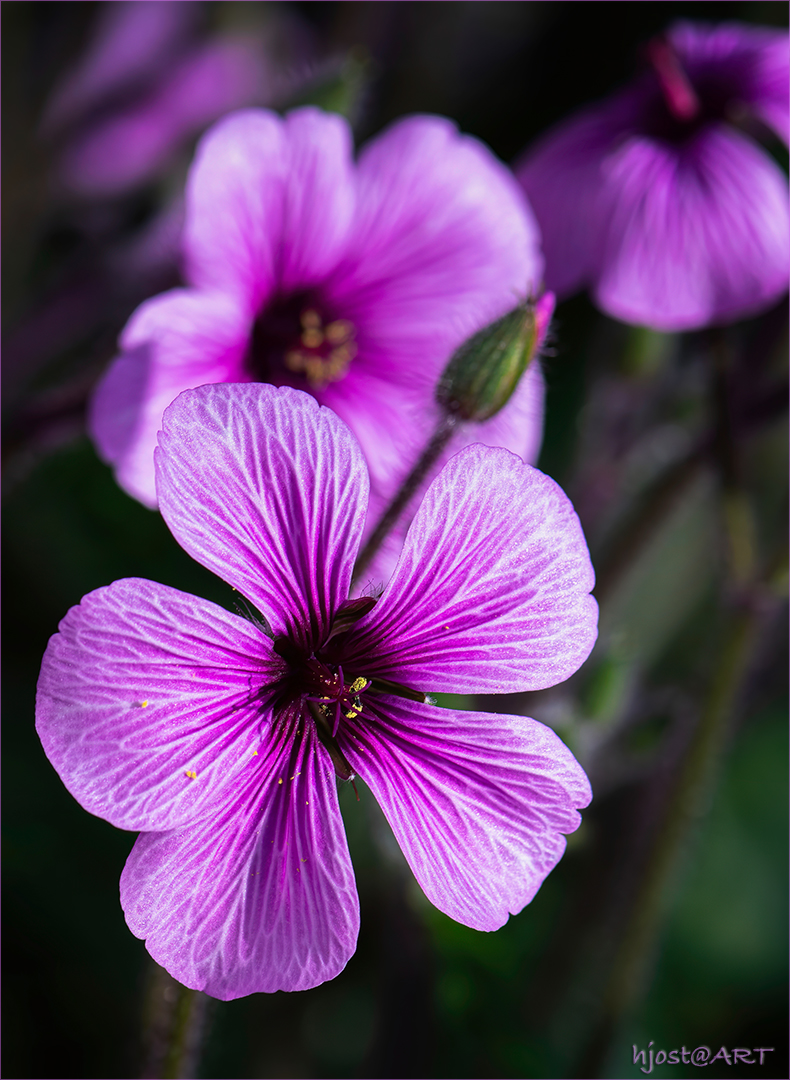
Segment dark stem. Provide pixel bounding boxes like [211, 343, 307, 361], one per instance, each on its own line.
[353, 412, 459, 583]
[592, 446, 705, 604]
[592, 373, 787, 604]
[139, 963, 214, 1080]
[574, 602, 760, 1079]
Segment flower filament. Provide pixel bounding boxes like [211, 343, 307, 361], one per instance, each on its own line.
[303, 660, 371, 737]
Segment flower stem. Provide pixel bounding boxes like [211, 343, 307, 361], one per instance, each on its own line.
[573, 326, 771, 1078]
[574, 599, 761, 1078]
[353, 413, 458, 582]
[139, 963, 214, 1079]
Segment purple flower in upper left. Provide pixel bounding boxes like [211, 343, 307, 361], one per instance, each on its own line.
[89, 106, 546, 546]
[39, 382, 596, 1000]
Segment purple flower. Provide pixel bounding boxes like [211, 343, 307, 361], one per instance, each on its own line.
[42, 1, 306, 197]
[89, 107, 546, 542]
[38, 383, 596, 1000]
[517, 20, 789, 330]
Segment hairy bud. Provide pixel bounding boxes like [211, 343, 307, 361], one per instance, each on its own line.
[436, 293, 554, 422]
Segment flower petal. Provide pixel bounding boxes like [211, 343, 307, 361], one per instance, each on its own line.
[516, 93, 638, 300]
[341, 697, 590, 931]
[60, 38, 269, 197]
[593, 125, 789, 331]
[344, 445, 597, 694]
[89, 288, 249, 507]
[156, 383, 369, 649]
[36, 578, 279, 833]
[42, 0, 196, 132]
[183, 107, 356, 311]
[121, 713, 359, 999]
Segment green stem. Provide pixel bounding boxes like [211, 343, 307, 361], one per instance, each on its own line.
[353, 413, 458, 583]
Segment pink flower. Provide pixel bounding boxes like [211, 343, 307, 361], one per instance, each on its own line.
[517, 20, 789, 330]
[89, 107, 546, 564]
[38, 383, 596, 1000]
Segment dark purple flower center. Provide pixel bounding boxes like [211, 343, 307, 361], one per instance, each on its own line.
[267, 596, 427, 781]
[271, 639, 370, 781]
[643, 36, 752, 145]
[246, 292, 357, 390]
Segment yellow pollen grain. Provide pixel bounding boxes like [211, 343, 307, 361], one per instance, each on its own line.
[351, 677, 368, 692]
[278, 778, 283, 785]
[253, 751, 258, 756]
[140, 700, 149, 708]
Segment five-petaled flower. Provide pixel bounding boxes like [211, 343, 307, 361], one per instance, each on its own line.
[90, 106, 546, 553]
[517, 20, 789, 330]
[37, 383, 597, 1000]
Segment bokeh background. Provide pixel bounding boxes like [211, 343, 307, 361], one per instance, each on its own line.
[3, 3, 787, 1079]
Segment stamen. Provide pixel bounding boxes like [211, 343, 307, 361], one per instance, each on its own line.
[301, 328, 324, 348]
[288, 308, 358, 389]
[324, 319, 354, 345]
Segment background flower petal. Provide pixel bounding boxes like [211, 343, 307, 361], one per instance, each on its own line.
[343, 445, 597, 694]
[121, 716, 359, 1000]
[36, 578, 278, 833]
[515, 94, 638, 300]
[59, 38, 270, 196]
[89, 288, 248, 507]
[183, 107, 355, 312]
[156, 383, 369, 649]
[341, 697, 590, 931]
[593, 125, 789, 331]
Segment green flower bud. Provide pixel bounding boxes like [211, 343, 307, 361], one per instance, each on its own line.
[436, 294, 553, 422]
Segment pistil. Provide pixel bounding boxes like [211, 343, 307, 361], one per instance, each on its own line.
[647, 37, 700, 123]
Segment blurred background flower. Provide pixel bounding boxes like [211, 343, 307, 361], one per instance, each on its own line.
[3, 3, 787, 1079]
[517, 19, 789, 330]
[39, 0, 306, 198]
